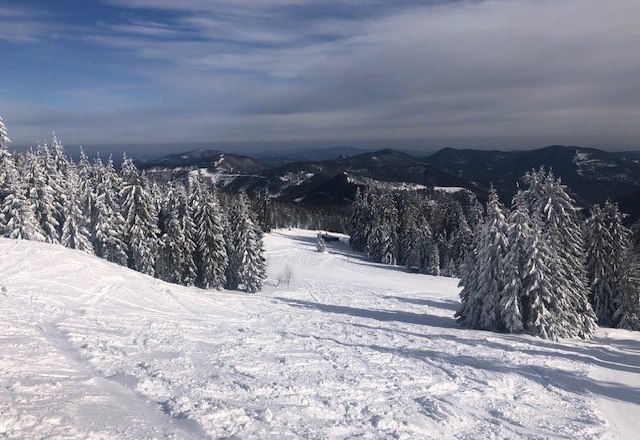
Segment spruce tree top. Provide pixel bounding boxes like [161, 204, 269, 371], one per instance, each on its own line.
[0, 116, 10, 149]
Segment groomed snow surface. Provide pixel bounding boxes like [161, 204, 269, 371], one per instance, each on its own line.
[1, 229, 638, 439]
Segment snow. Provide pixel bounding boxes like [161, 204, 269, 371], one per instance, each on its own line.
[573, 151, 629, 182]
[278, 171, 314, 184]
[434, 186, 467, 193]
[1, 230, 639, 439]
[345, 175, 428, 191]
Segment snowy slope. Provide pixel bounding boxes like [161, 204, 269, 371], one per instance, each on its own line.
[0, 231, 639, 439]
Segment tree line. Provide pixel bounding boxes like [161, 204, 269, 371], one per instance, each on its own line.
[349, 186, 481, 277]
[457, 169, 640, 339]
[0, 117, 266, 292]
[349, 169, 640, 339]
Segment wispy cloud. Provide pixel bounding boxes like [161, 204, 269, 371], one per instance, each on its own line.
[0, 4, 50, 43]
[2, 0, 640, 149]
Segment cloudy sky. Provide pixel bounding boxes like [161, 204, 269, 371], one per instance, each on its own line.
[1, 0, 639, 151]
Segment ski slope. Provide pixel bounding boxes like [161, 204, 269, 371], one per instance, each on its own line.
[0, 229, 638, 439]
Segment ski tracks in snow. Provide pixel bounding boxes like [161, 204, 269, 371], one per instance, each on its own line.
[0, 233, 638, 438]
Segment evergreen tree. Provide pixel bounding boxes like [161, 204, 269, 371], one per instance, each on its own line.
[226, 193, 248, 290]
[522, 214, 563, 340]
[457, 188, 508, 331]
[258, 187, 273, 233]
[61, 167, 93, 253]
[631, 221, 640, 254]
[226, 193, 266, 292]
[614, 254, 640, 331]
[477, 188, 510, 331]
[93, 156, 128, 265]
[586, 204, 616, 326]
[367, 191, 398, 265]
[415, 216, 435, 274]
[536, 172, 596, 338]
[191, 176, 228, 289]
[401, 212, 421, 271]
[349, 187, 369, 252]
[1, 162, 44, 241]
[24, 148, 60, 243]
[120, 157, 159, 275]
[395, 192, 417, 266]
[427, 241, 440, 276]
[521, 168, 546, 213]
[156, 183, 188, 284]
[437, 201, 472, 276]
[0, 121, 44, 241]
[587, 201, 639, 329]
[77, 147, 98, 238]
[0, 116, 14, 206]
[176, 184, 198, 286]
[156, 183, 197, 286]
[0, 116, 9, 149]
[500, 190, 530, 333]
[240, 218, 266, 293]
[47, 134, 71, 236]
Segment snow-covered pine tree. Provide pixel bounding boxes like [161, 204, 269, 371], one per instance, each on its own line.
[239, 218, 266, 293]
[521, 168, 546, 213]
[47, 134, 71, 236]
[226, 193, 266, 292]
[77, 147, 98, 238]
[367, 191, 398, 265]
[61, 166, 93, 253]
[499, 190, 530, 333]
[0, 154, 45, 241]
[414, 215, 434, 274]
[191, 176, 228, 289]
[614, 251, 640, 331]
[0, 116, 9, 149]
[438, 201, 472, 277]
[176, 184, 198, 286]
[0, 116, 14, 206]
[477, 187, 510, 332]
[631, 221, 640, 254]
[225, 192, 247, 290]
[457, 187, 508, 331]
[24, 147, 60, 243]
[154, 181, 198, 287]
[258, 187, 273, 233]
[604, 202, 637, 329]
[316, 231, 326, 252]
[587, 201, 639, 329]
[349, 187, 369, 252]
[586, 203, 616, 326]
[156, 183, 187, 284]
[427, 241, 440, 276]
[120, 156, 159, 275]
[93, 156, 128, 265]
[401, 209, 421, 271]
[522, 213, 564, 340]
[395, 192, 421, 268]
[535, 172, 596, 338]
[456, 226, 479, 323]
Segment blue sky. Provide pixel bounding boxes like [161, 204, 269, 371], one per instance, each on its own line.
[1, 0, 639, 151]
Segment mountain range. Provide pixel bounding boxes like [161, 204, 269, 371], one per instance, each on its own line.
[139, 145, 640, 219]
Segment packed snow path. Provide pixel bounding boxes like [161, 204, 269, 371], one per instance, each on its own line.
[0, 230, 638, 439]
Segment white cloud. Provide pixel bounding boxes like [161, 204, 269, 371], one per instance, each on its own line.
[4, 0, 640, 148]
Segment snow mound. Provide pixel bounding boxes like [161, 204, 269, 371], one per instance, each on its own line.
[0, 232, 638, 439]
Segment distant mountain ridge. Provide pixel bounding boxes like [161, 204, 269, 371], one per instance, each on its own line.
[140, 145, 640, 219]
[423, 145, 640, 216]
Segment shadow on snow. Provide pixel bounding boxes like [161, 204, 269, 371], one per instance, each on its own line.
[274, 296, 458, 330]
